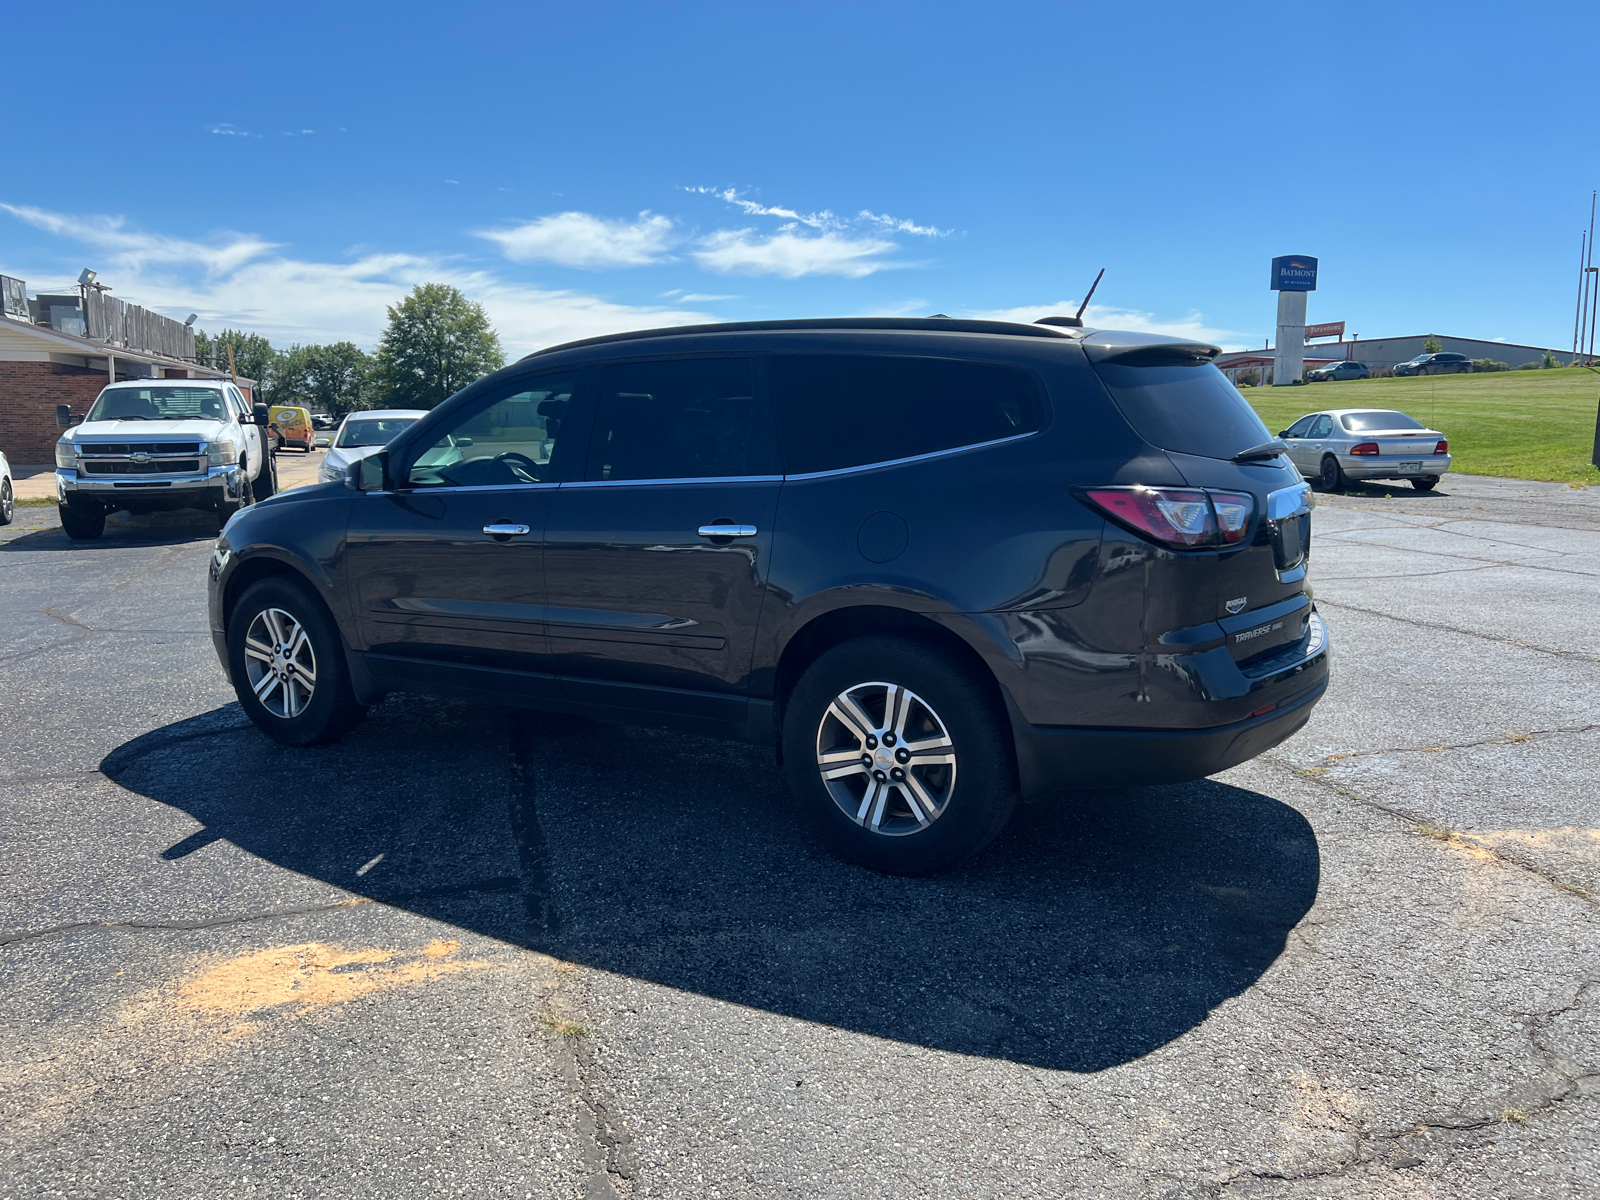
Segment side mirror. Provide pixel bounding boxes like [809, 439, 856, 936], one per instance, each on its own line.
[1276, 430, 1291, 438]
[56, 405, 76, 429]
[252, 404, 271, 426]
[455, 436, 474, 448]
[350, 452, 388, 492]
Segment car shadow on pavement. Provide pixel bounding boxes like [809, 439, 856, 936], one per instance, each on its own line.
[102, 694, 1320, 1073]
[0, 510, 220, 552]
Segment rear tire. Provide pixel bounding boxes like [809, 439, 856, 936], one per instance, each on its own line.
[1316, 455, 1346, 493]
[227, 577, 366, 746]
[0, 479, 13, 525]
[59, 498, 106, 540]
[1411, 476, 1439, 492]
[782, 635, 1017, 875]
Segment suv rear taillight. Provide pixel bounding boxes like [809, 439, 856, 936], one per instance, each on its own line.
[1349, 442, 1379, 456]
[1083, 486, 1255, 550]
[1434, 439, 1448, 454]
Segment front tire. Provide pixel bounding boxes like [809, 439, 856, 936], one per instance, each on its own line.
[254, 453, 278, 501]
[0, 478, 13, 525]
[59, 498, 106, 540]
[782, 635, 1017, 875]
[227, 577, 366, 745]
[1316, 455, 1346, 493]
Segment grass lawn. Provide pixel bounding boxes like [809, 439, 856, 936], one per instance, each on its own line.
[1240, 367, 1600, 483]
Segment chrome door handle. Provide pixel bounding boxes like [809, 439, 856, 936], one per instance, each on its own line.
[483, 523, 531, 537]
[697, 524, 757, 539]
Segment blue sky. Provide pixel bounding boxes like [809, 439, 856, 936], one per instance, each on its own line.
[3, 0, 1597, 356]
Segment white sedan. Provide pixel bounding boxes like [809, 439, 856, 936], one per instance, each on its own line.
[317, 410, 429, 485]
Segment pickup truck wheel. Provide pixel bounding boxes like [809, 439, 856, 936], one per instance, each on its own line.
[228, 578, 366, 746]
[59, 498, 106, 540]
[782, 635, 1017, 876]
[254, 453, 278, 501]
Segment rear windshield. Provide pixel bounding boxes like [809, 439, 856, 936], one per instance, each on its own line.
[337, 417, 417, 448]
[87, 386, 227, 422]
[1341, 410, 1423, 431]
[1089, 362, 1272, 461]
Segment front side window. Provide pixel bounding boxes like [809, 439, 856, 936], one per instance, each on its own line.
[407, 372, 578, 488]
[586, 358, 766, 482]
[1284, 415, 1316, 438]
[87, 386, 228, 422]
[338, 416, 419, 448]
[774, 355, 1045, 475]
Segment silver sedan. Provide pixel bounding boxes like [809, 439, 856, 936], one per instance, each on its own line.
[1276, 408, 1452, 492]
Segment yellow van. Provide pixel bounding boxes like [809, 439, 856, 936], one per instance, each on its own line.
[268, 405, 314, 453]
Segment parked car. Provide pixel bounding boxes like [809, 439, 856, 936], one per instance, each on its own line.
[317, 410, 428, 484]
[210, 318, 1330, 874]
[269, 405, 315, 453]
[1278, 408, 1450, 492]
[54, 380, 277, 539]
[1393, 352, 1472, 377]
[1305, 361, 1370, 382]
[311, 413, 337, 431]
[0, 450, 13, 525]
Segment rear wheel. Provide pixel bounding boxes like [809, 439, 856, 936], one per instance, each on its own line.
[1411, 476, 1439, 492]
[227, 577, 366, 745]
[59, 497, 106, 540]
[782, 635, 1017, 875]
[0, 478, 13, 525]
[1316, 455, 1346, 493]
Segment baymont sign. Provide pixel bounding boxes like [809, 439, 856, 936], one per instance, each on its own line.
[1271, 255, 1318, 292]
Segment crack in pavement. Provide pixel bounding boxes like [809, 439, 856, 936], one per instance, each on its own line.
[0, 897, 374, 948]
[1304, 724, 1600, 764]
[1314, 597, 1600, 666]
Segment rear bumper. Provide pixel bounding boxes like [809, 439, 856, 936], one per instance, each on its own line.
[1005, 610, 1330, 799]
[1338, 453, 1451, 480]
[1011, 675, 1327, 799]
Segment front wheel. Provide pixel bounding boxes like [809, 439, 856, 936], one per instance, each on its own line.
[1316, 455, 1346, 493]
[59, 498, 106, 540]
[0, 478, 13, 525]
[782, 635, 1017, 875]
[227, 577, 366, 745]
[253, 453, 278, 501]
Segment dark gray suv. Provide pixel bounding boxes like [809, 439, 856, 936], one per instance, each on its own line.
[208, 318, 1329, 874]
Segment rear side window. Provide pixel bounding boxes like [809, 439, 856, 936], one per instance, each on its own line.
[586, 357, 770, 482]
[1090, 362, 1273, 461]
[774, 355, 1045, 475]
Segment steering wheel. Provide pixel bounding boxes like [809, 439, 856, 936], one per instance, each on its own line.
[494, 451, 541, 483]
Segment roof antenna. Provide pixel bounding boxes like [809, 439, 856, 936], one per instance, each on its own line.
[1035, 268, 1105, 328]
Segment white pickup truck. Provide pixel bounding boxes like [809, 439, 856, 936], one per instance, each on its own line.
[54, 379, 278, 540]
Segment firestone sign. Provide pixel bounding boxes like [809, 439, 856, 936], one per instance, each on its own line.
[1271, 255, 1318, 292]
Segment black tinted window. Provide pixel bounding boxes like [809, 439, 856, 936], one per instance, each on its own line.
[587, 358, 767, 482]
[774, 355, 1045, 475]
[1091, 362, 1273, 461]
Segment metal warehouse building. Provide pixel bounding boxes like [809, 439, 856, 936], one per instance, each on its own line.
[1215, 333, 1577, 384]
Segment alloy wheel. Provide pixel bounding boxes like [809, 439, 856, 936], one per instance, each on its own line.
[815, 681, 958, 835]
[243, 606, 318, 718]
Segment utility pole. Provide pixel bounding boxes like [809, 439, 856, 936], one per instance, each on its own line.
[1578, 230, 1590, 357]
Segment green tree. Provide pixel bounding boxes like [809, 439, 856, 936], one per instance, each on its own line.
[194, 328, 283, 397]
[277, 341, 373, 415]
[372, 283, 505, 410]
[1423, 336, 1444, 353]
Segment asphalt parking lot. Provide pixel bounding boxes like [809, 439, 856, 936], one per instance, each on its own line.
[3, 471, 1597, 1199]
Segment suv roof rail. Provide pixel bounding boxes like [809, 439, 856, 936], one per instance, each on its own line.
[520, 316, 1082, 360]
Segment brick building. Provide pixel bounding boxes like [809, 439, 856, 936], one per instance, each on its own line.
[1, 281, 255, 465]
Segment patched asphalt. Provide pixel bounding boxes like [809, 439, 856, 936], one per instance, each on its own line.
[2, 473, 1597, 1199]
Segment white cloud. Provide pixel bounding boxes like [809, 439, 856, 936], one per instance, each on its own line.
[208, 123, 259, 137]
[2, 204, 713, 357]
[857, 210, 948, 238]
[693, 228, 905, 279]
[479, 211, 677, 270]
[1, 203, 277, 275]
[963, 300, 1239, 348]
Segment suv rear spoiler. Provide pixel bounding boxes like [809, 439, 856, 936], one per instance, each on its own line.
[1081, 339, 1222, 367]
